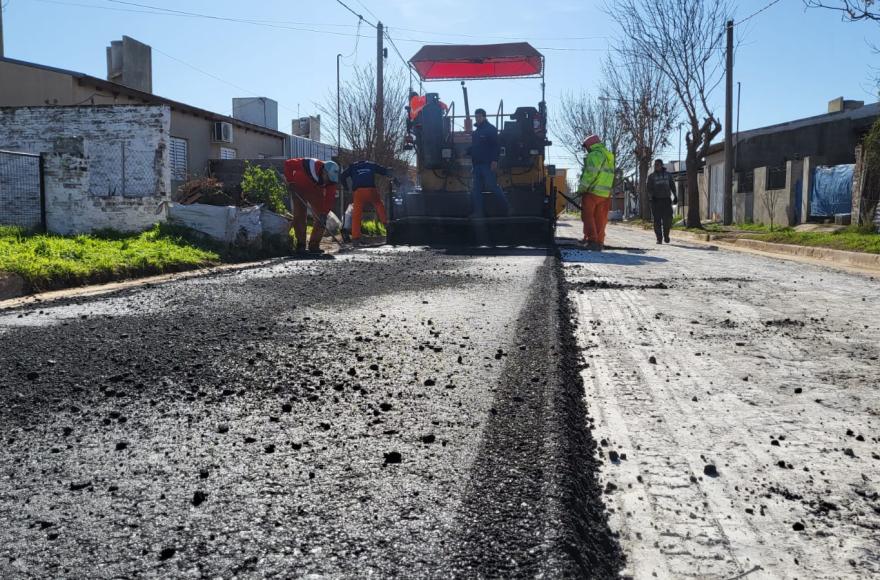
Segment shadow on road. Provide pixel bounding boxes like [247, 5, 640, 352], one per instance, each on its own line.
[560, 248, 669, 266]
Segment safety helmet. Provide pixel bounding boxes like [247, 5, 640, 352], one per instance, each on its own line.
[323, 160, 340, 184]
[582, 134, 602, 149]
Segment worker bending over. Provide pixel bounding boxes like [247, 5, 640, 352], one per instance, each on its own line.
[283, 157, 339, 253]
[647, 158, 678, 244]
[578, 134, 616, 251]
[341, 160, 395, 243]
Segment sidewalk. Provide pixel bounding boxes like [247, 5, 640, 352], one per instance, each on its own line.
[612, 221, 880, 275]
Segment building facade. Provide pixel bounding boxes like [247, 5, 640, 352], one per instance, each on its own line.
[0, 56, 287, 192]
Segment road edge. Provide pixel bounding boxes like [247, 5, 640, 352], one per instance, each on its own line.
[550, 253, 625, 577]
[0, 258, 285, 310]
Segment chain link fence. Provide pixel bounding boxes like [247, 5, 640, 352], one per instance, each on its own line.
[88, 141, 160, 197]
[0, 150, 44, 230]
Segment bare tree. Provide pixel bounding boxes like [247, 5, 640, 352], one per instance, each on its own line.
[760, 186, 784, 231]
[804, 0, 880, 21]
[611, 0, 731, 228]
[554, 90, 634, 176]
[319, 64, 412, 173]
[603, 52, 678, 220]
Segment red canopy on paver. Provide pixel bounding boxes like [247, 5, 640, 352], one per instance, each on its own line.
[409, 43, 544, 81]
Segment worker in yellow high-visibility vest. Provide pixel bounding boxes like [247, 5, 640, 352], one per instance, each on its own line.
[578, 134, 616, 251]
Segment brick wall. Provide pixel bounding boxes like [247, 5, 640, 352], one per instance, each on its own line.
[0, 105, 171, 234]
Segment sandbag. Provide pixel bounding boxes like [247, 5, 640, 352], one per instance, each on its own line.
[168, 203, 262, 248]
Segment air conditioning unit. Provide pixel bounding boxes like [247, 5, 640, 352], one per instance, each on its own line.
[212, 121, 233, 143]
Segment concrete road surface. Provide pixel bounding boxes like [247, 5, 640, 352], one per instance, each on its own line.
[560, 220, 880, 579]
[0, 245, 619, 578]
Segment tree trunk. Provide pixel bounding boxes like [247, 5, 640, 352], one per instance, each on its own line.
[638, 157, 651, 220]
[686, 150, 701, 228]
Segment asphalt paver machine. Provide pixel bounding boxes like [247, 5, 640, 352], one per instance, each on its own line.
[387, 43, 558, 246]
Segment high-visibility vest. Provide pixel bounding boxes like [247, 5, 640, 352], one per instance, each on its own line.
[579, 144, 615, 198]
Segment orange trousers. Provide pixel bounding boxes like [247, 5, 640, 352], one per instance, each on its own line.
[291, 188, 328, 251]
[352, 187, 387, 240]
[582, 193, 611, 244]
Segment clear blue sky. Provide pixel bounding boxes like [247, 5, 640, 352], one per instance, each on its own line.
[2, 0, 878, 170]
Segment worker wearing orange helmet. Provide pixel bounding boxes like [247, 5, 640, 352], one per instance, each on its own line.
[283, 158, 339, 253]
[578, 134, 616, 251]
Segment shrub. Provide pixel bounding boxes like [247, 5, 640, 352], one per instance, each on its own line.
[241, 163, 287, 214]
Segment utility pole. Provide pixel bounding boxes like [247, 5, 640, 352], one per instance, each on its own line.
[375, 21, 384, 159]
[723, 19, 734, 225]
[1, 2, 5, 59]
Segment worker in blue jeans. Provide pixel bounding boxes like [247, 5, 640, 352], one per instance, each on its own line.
[469, 108, 510, 218]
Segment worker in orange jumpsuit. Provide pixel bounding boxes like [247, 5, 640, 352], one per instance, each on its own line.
[340, 160, 397, 243]
[283, 158, 339, 253]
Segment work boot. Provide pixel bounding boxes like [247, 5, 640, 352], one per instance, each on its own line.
[656, 239, 663, 244]
[664, 236, 670, 243]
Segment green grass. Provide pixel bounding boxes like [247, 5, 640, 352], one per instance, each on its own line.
[0, 224, 221, 290]
[747, 226, 880, 254]
[360, 220, 387, 237]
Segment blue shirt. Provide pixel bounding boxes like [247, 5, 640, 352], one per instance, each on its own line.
[341, 161, 391, 190]
[471, 120, 500, 165]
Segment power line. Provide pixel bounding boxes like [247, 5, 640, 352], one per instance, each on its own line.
[736, 0, 782, 25]
[384, 28, 411, 70]
[340, 18, 364, 64]
[335, 0, 376, 28]
[353, 0, 379, 22]
[150, 45, 300, 118]
[386, 25, 608, 42]
[102, 0, 369, 37]
[35, 0, 612, 54]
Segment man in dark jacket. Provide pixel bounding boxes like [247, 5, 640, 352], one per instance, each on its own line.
[646, 159, 678, 244]
[469, 108, 510, 218]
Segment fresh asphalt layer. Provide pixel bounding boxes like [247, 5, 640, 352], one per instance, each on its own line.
[0, 244, 620, 578]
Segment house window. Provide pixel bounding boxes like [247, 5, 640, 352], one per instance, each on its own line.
[220, 147, 237, 160]
[170, 137, 188, 181]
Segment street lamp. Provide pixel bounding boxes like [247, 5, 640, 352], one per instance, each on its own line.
[337, 53, 343, 218]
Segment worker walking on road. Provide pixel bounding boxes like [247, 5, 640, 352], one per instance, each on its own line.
[578, 134, 616, 251]
[647, 158, 678, 244]
[469, 108, 510, 218]
[283, 157, 339, 254]
[341, 160, 395, 244]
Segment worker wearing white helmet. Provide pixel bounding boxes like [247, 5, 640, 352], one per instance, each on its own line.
[283, 158, 340, 253]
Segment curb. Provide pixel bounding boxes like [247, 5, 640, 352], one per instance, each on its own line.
[720, 238, 880, 271]
[0, 258, 281, 310]
[610, 222, 880, 275]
